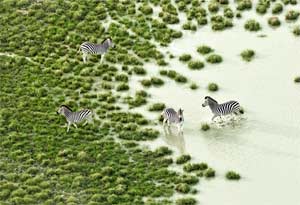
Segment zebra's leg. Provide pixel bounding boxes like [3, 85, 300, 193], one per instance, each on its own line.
[167, 120, 171, 127]
[73, 123, 78, 129]
[82, 53, 87, 63]
[163, 118, 167, 127]
[100, 54, 105, 64]
[212, 115, 218, 122]
[67, 122, 71, 132]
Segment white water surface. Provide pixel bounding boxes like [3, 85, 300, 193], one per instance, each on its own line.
[128, 9, 300, 205]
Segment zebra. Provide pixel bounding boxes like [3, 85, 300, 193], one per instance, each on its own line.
[57, 105, 92, 132]
[161, 108, 184, 131]
[202, 96, 241, 122]
[79, 37, 114, 63]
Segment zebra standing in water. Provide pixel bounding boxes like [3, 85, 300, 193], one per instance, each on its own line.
[202, 96, 241, 122]
[57, 105, 92, 132]
[161, 108, 184, 132]
[79, 37, 114, 63]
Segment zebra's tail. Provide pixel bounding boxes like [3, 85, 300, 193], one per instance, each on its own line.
[239, 107, 244, 114]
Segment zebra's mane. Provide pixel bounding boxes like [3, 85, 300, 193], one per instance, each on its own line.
[101, 37, 112, 44]
[205, 96, 218, 104]
[60, 105, 73, 112]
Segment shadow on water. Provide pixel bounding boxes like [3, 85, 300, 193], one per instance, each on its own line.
[162, 126, 186, 154]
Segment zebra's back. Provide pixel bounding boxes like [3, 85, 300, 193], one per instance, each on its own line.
[162, 108, 180, 123]
[80, 42, 103, 54]
[68, 109, 92, 123]
[216, 101, 240, 115]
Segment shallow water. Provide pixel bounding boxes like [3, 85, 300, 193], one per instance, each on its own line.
[130, 11, 300, 205]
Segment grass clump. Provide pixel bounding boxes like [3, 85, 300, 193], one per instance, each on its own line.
[293, 26, 300, 36]
[204, 168, 216, 178]
[211, 15, 233, 31]
[179, 54, 192, 62]
[272, 3, 283, 14]
[141, 79, 152, 87]
[183, 163, 207, 172]
[197, 45, 213, 55]
[150, 77, 164, 86]
[244, 19, 261, 31]
[132, 66, 147, 75]
[190, 83, 198, 90]
[201, 123, 210, 131]
[240, 49, 255, 61]
[226, 171, 241, 180]
[182, 21, 197, 31]
[148, 103, 166, 111]
[294, 76, 300, 83]
[188, 60, 205, 70]
[285, 10, 300, 21]
[175, 183, 191, 193]
[208, 83, 219, 92]
[268, 17, 281, 27]
[236, 0, 252, 11]
[139, 4, 153, 15]
[116, 83, 129, 91]
[176, 197, 197, 205]
[206, 54, 223, 64]
[176, 155, 191, 164]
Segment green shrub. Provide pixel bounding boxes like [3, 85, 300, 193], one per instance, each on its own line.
[268, 17, 281, 27]
[175, 75, 188, 83]
[197, 45, 213, 55]
[294, 76, 300, 83]
[285, 10, 299, 21]
[175, 183, 191, 193]
[182, 22, 197, 31]
[190, 83, 198, 90]
[179, 54, 192, 62]
[188, 60, 204, 70]
[204, 168, 215, 178]
[132, 66, 146, 75]
[141, 79, 152, 87]
[148, 103, 166, 111]
[176, 197, 197, 205]
[176, 155, 191, 164]
[201, 123, 210, 131]
[139, 4, 153, 15]
[226, 171, 241, 180]
[240, 49, 255, 61]
[208, 2, 219, 13]
[116, 83, 129, 91]
[272, 3, 283, 14]
[236, 0, 252, 10]
[244, 19, 261, 31]
[206, 54, 223, 64]
[183, 163, 205, 172]
[150, 77, 164, 86]
[208, 83, 219, 92]
[293, 26, 300, 36]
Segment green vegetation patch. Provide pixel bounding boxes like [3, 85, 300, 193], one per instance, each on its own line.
[240, 49, 255, 61]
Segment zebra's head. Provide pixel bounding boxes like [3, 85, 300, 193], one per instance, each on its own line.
[57, 105, 72, 115]
[178, 108, 184, 122]
[106, 37, 114, 48]
[202, 96, 218, 107]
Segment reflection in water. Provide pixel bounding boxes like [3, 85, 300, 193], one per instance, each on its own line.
[162, 126, 186, 154]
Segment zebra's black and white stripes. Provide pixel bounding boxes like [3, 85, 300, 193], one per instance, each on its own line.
[57, 105, 92, 132]
[161, 108, 184, 131]
[202, 96, 241, 121]
[79, 37, 114, 63]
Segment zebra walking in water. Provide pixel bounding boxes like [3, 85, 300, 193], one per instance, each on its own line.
[79, 37, 114, 63]
[57, 105, 92, 132]
[202, 96, 241, 122]
[161, 108, 184, 132]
